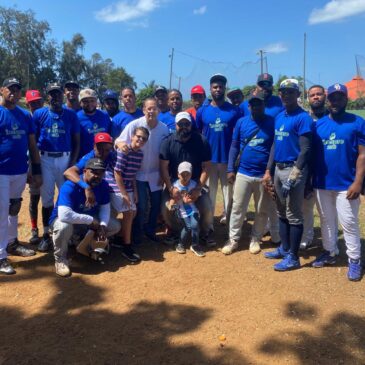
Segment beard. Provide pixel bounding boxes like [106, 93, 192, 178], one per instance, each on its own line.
[177, 128, 191, 139]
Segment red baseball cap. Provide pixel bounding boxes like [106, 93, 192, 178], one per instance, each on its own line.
[25, 90, 42, 103]
[190, 85, 205, 95]
[94, 132, 113, 144]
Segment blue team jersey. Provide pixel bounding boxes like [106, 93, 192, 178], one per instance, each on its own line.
[274, 107, 313, 163]
[34, 107, 80, 152]
[196, 102, 240, 164]
[76, 150, 116, 171]
[50, 176, 110, 223]
[0, 105, 35, 175]
[110, 108, 144, 139]
[242, 95, 284, 118]
[313, 113, 365, 191]
[77, 109, 111, 158]
[63, 104, 82, 113]
[233, 115, 275, 177]
[159, 111, 177, 133]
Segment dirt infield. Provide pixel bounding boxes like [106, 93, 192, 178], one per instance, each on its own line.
[1, 192, 365, 365]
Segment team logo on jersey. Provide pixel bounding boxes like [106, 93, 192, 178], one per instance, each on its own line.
[209, 117, 227, 132]
[248, 134, 264, 147]
[329, 132, 336, 140]
[5, 121, 25, 139]
[279, 124, 285, 131]
[322, 132, 344, 150]
[275, 124, 289, 140]
[12, 122, 19, 131]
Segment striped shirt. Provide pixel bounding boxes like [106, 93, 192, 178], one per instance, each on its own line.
[105, 147, 143, 193]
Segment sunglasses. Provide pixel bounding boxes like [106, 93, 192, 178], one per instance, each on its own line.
[177, 121, 191, 128]
[135, 134, 148, 142]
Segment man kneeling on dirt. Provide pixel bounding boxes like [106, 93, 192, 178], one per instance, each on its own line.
[50, 158, 120, 277]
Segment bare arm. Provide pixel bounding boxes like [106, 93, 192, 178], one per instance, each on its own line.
[160, 159, 172, 191]
[64, 165, 81, 183]
[69, 133, 80, 167]
[347, 145, 365, 200]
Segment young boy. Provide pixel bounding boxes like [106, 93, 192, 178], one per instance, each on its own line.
[169, 161, 205, 257]
[105, 126, 149, 262]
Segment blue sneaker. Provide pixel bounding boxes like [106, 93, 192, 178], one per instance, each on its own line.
[348, 259, 362, 281]
[264, 246, 289, 259]
[312, 251, 337, 268]
[274, 253, 300, 271]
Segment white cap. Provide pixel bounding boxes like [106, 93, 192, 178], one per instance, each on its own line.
[79, 88, 98, 102]
[178, 161, 192, 174]
[175, 111, 192, 124]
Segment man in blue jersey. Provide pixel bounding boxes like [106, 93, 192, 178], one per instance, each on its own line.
[64, 80, 81, 112]
[159, 89, 183, 133]
[111, 87, 143, 139]
[33, 82, 80, 252]
[223, 92, 278, 255]
[242, 74, 284, 118]
[51, 158, 120, 277]
[102, 89, 119, 119]
[77, 88, 111, 158]
[154, 85, 169, 113]
[0, 77, 42, 275]
[196, 74, 241, 225]
[311, 84, 365, 281]
[263, 79, 313, 271]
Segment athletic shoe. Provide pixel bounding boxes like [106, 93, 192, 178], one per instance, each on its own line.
[0, 258, 16, 275]
[38, 234, 52, 252]
[201, 232, 217, 248]
[175, 242, 186, 254]
[221, 239, 238, 255]
[190, 244, 205, 257]
[312, 251, 337, 268]
[55, 262, 71, 277]
[299, 240, 319, 251]
[7, 239, 36, 257]
[249, 238, 261, 254]
[264, 246, 288, 259]
[121, 245, 141, 263]
[219, 216, 227, 225]
[29, 228, 40, 244]
[348, 259, 362, 282]
[274, 253, 300, 271]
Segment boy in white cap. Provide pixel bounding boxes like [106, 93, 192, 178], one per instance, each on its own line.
[169, 161, 205, 257]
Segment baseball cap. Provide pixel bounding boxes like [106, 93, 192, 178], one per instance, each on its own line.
[175, 111, 192, 124]
[46, 82, 63, 94]
[25, 90, 42, 103]
[257, 73, 273, 86]
[227, 87, 243, 98]
[103, 89, 119, 102]
[248, 91, 265, 104]
[327, 83, 348, 97]
[94, 132, 113, 145]
[210, 73, 227, 85]
[154, 85, 168, 96]
[3, 77, 21, 88]
[191, 85, 205, 95]
[178, 161, 192, 174]
[79, 88, 98, 102]
[64, 80, 80, 89]
[85, 158, 106, 170]
[279, 78, 300, 91]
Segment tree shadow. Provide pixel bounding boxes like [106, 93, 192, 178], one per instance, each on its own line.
[0, 275, 249, 365]
[259, 301, 365, 364]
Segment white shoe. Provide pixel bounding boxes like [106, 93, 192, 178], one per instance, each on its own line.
[222, 239, 238, 255]
[219, 216, 227, 225]
[249, 238, 261, 254]
[55, 262, 71, 277]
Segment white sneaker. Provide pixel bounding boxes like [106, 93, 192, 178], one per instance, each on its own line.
[222, 239, 238, 255]
[55, 262, 71, 277]
[249, 238, 261, 254]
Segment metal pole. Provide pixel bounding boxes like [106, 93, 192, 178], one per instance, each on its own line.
[260, 50, 263, 74]
[303, 33, 307, 104]
[178, 76, 181, 91]
[169, 48, 174, 89]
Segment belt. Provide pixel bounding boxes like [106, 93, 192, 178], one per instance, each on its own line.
[41, 151, 70, 158]
[276, 162, 295, 169]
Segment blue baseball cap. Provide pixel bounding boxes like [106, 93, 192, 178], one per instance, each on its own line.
[103, 89, 119, 102]
[327, 83, 348, 97]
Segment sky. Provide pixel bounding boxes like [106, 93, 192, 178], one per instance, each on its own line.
[4, 0, 365, 97]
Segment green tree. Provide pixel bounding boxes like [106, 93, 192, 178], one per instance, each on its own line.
[107, 67, 136, 92]
[242, 85, 256, 98]
[0, 6, 57, 90]
[136, 80, 156, 108]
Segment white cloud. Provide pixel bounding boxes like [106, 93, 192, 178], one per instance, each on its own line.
[259, 42, 288, 54]
[193, 5, 207, 15]
[95, 0, 161, 23]
[309, 0, 365, 24]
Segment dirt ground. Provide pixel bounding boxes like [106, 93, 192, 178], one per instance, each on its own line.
[1, 191, 365, 365]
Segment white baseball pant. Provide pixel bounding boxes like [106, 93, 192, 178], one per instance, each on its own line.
[315, 189, 361, 260]
[0, 174, 27, 259]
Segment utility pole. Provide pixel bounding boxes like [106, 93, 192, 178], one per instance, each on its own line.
[169, 48, 174, 89]
[303, 33, 307, 105]
[178, 76, 181, 91]
[257, 50, 266, 74]
[355, 55, 361, 77]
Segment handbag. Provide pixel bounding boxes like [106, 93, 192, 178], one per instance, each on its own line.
[234, 126, 260, 172]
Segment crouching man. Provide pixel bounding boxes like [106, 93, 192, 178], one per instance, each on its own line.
[50, 158, 120, 277]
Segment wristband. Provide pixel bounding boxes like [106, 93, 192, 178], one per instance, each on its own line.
[77, 180, 90, 190]
[31, 163, 42, 175]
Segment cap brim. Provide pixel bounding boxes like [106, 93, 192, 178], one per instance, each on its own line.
[210, 76, 227, 84]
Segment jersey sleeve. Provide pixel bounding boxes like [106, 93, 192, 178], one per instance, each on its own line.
[75, 151, 93, 170]
[57, 183, 76, 209]
[296, 113, 313, 136]
[70, 110, 80, 134]
[26, 111, 36, 135]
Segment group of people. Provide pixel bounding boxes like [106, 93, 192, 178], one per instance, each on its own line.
[0, 72, 363, 282]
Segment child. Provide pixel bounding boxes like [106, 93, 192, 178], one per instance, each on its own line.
[106, 126, 149, 262]
[169, 161, 205, 257]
